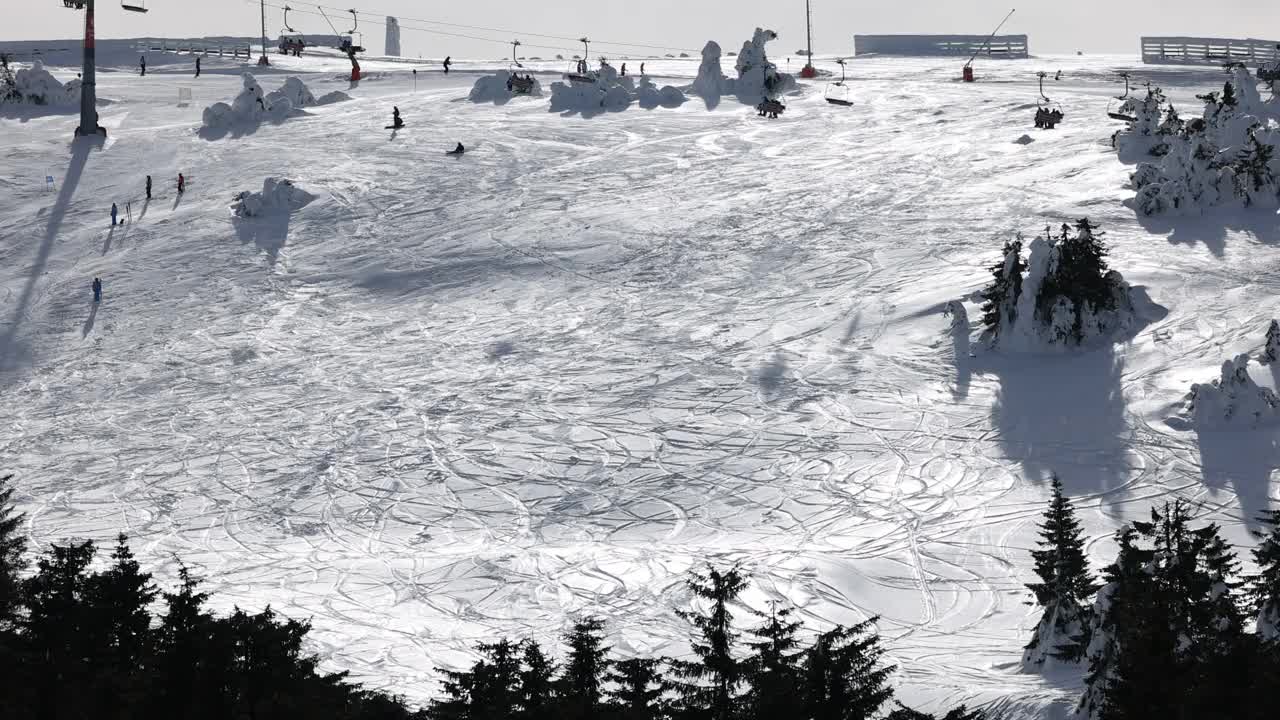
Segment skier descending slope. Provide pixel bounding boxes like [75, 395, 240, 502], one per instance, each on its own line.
[388, 106, 404, 129]
[145, 175, 151, 200]
[92, 278, 101, 302]
[177, 173, 185, 194]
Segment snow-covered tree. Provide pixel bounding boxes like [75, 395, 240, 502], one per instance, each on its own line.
[979, 237, 1024, 339]
[1022, 476, 1096, 669]
[1113, 85, 1174, 158]
[1252, 510, 1280, 641]
[1077, 527, 1152, 720]
[1183, 354, 1280, 429]
[1263, 321, 1280, 364]
[1232, 131, 1278, 207]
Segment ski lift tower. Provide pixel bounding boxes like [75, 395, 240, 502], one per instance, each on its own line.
[800, 0, 817, 78]
[257, 0, 270, 66]
[61, 0, 107, 137]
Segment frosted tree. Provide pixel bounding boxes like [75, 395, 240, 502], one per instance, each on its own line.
[978, 237, 1024, 340]
[1252, 510, 1280, 641]
[1184, 354, 1280, 429]
[1232, 131, 1278, 207]
[1022, 476, 1096, 669]
[1264, 321, 1280, 364]
[1033, 219, 1130, 346]
[1077, 527, 1152, 720]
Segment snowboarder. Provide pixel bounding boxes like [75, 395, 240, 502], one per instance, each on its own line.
[177, 173, 186, 194]
[195, 56, 201, 77]
[391, 106, 403, 129]
[621, 63, 627, 77]
[111, 203, 118, 226]
[139, 56, 146, 76]
[443, 56, 452, 74]
[92, 277, 102, 303]
[145, 175, 152, 200]
[640, 62, 645, 75]
[447, 142, 465, 155]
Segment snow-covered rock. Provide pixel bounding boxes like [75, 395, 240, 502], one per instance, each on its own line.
[231, 178, 315, 218]
[1, 60, 80, 108]
[1181, 354, 1280, 429]
[548, 62, 685, 116]
[468, 70, 543, 104]
[1021, 599, 1089, 672]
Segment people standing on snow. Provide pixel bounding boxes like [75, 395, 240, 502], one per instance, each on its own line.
[640, 62, 645, 75]
[139, 56, 146, 76]
[92, 277, 102, 303]
[443, 56, 452, 74]
[195, 56, 201, 77]
[621, 63, 627, 76]
[111, 203, 118, 226]
[177, 173, 186, 194]
[145, 175, 152, 200]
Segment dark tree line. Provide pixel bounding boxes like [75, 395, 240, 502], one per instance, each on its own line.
[1022, 477, 1280, 720]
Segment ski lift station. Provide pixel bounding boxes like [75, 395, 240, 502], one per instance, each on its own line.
[854, 34, 1029, 58]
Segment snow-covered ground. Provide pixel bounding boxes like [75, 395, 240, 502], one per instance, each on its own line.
[2, 42, 1278, 715]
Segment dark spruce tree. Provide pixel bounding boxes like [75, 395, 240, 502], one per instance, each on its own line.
[0, 475, 31, 720]
[90, 534, 159, 718]
[607, 657, 667, 720]
[22, 540, 99, 720]
[887, 703, 985, 720]
[979, 237, 1025, 337]
[1023, 475, 1096, 667]
[1077, 527, 1154, 720]
[558, 617, 612, 720]
[1253, 509, 1280, 640]
[741, 604, 804, 720]
[470, 638, 524, 719]
[801, 619, 896, 720]
[673, 565, 748, 720]
[1233, 133, 1276, 203]
[151, 563, 227, 720]
[518, 639, 558, 720]
[1264, 320, 1280, 364]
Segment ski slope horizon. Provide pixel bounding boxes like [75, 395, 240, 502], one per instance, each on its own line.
[2, 41, 1279, 716]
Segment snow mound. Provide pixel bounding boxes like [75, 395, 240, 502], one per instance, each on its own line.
[231, 178, 316, 218]
[1014, 134, 1034, 145]
[1, 60, 79, 108]
[468, 70, 544, 104]
[201, 74, 342, 139]
[548, 63, 685, 116]
[1129, 67, 1280, 215]
[1180, 354, 1280, 430]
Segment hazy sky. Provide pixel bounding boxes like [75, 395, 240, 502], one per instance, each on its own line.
[8, 1, 1280, 58]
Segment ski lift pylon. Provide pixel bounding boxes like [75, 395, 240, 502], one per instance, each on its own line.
[824, 58, 852, 106]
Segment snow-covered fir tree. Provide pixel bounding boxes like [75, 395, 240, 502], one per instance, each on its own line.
[1183, 354, 1280, 429]
[1022, 476, 1096, 670]
[1077, 527, 1152, 720]
[1252, 510, 1280, 641]
[1263, 320, 1280, 364]
[1112, 85, 1175, 158]
[979, 219, 1135, 350]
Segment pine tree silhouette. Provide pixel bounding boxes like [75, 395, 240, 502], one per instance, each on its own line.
[558, 617, 611, 720]
[1253, 510, 1280, 641]
[518, 639, 558, 720]
[0, 475, 26, 633]
[673, 565, 748, 720]
[23, 540, 99, 720]
[607, 657, 667, 720]
[90, 534, 159, 718]
[741, 604, 804, 720]
[801, 619, 895, 720]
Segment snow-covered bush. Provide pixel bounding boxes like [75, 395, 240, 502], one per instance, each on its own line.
[687, 30, 795, 107]
[1, 60, 79, 108]
[690, 41, 729, 102]
[1181, 354, 1280, 429]
[978, 219, 1136, 350]
[1131, 67, 1280, 215]
[548, 61, 685, 116]
[1111, 85, 1181, 160]
[231, 178, 315, 218]
[468, 70, 543, 104]
[201, 74, 344, 137]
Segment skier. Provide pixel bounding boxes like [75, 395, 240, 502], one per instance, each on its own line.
[92, 277, 102, 303]
[177, 173, 186, 194]
[111, 202, 118, 226]
[145, 175, 152, 200]
[391, 106, 403, 128]
[448, 142, 465, 155]
[621, 62, 627, 77]
[195, 56, 201, 77]
[640, 62, 645, 75]
[140, 56, 146, 76]
[443, 56, 452, 74]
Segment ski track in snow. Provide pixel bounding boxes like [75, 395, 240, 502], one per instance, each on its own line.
[1, 51, 1278, 713]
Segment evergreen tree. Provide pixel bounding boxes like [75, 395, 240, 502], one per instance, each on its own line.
[887, 703, 985, 720]
[1222, 81, 1238, 108]
[0, 475, 26, 633]
[801, 619, 896, 720]
[1023, 475, 1096, 666]
[558, 617, 612, 719]
[741, 604, 804, 720]
[90, 534, 159, 718]
[1264, 321, 1280, 364]
[1233, 132, 1276, 203]
[979, 237, 1025, 337]
[1077, 527, 1153, 720]
[673, 565, 748, 720]
[1250, 510, 1280, 641]
[23, 540, 99, 720]
[471, 638, 523, 719]
[607, 657, 667, 720]
[518, 639, 557, 720]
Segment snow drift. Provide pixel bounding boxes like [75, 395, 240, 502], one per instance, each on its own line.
[200, 73, 347, 139]
[689, 29, 796, 108]
[468, 70, 544, 104]
[0, 60, 81, 109]
[231, 178, 316, 218]
[1178, 354, 1280, 430]
[1129, 67, 1280, 215]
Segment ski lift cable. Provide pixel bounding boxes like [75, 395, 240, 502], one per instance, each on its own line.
[258, 0, 700, 54]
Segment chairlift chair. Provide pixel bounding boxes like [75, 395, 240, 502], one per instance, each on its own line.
[824, 58, 853, 106]
[1107, 72, 1138, 122]
[1034, 72, 1064, 129]
[121, 0, 148, 12]
[566, 37, 596, 83]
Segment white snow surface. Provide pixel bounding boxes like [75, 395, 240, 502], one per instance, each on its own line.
[3, 49, 1280, 717]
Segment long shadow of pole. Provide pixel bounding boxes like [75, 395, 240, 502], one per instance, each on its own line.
[0, 138, 95, 370]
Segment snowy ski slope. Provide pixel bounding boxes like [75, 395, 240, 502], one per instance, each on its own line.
[2, 47, 1278, 715]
